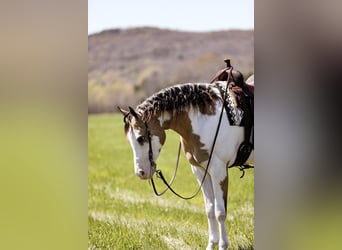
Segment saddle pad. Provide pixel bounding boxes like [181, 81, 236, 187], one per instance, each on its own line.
[226, 88, 244, 126]
[216, 83, 244, 126]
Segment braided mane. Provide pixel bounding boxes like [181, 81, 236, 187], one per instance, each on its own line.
[136, 83, 221, 122]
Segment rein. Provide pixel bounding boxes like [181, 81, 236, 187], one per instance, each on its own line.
[148, 70, 232, 200]
[145, 123, 182, 196]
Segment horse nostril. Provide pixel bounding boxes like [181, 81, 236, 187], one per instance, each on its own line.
[138, 170, 145, 176]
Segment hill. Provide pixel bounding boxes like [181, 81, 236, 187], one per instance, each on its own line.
[88, 27, 254, 113]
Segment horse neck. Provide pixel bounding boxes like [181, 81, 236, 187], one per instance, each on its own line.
[158, 111, 193, 141]
[145, 115, 166, 145]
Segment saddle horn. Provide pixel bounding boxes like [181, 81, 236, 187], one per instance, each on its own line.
[224, 58, 231, 68]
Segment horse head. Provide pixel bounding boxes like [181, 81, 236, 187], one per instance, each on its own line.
[118, 106, 166, 180]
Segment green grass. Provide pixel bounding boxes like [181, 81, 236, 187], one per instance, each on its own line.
[88, 114, 254, 250]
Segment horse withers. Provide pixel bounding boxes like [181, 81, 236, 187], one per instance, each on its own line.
[119, 82, 253, 250]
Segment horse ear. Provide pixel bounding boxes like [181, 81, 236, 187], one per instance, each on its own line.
[117, 106, 129, 116]
[128, 106, 139, 119]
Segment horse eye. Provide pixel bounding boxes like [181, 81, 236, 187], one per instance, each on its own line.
[137, 136, 145, 145]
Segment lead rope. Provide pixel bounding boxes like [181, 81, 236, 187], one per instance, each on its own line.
[150, 71, 231, 199]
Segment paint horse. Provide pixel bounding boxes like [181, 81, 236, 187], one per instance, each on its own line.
[119, 81, 253, 250]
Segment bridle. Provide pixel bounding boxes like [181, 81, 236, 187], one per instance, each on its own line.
[142, 120, 182, 196]
[145, 122, 157, 174]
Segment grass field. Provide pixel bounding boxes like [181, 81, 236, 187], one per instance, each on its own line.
[88, 114, 254, 250]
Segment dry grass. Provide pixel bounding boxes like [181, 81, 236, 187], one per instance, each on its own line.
[88, 27, 254, 113]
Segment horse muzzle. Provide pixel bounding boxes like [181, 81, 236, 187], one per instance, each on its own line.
[136, 166, 156, 180]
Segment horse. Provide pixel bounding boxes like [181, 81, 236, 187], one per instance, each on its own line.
[118, 81, 253, 250]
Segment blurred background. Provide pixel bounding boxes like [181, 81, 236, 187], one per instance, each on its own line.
[88, 0, 254, 113]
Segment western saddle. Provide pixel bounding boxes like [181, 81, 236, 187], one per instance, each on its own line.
[210, 59, 254, 169]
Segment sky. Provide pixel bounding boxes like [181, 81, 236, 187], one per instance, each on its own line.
[88, 0, 254, 35]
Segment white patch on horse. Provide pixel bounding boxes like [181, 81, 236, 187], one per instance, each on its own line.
[127, 126, 162, 179]
[158, 112, 172, 127]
